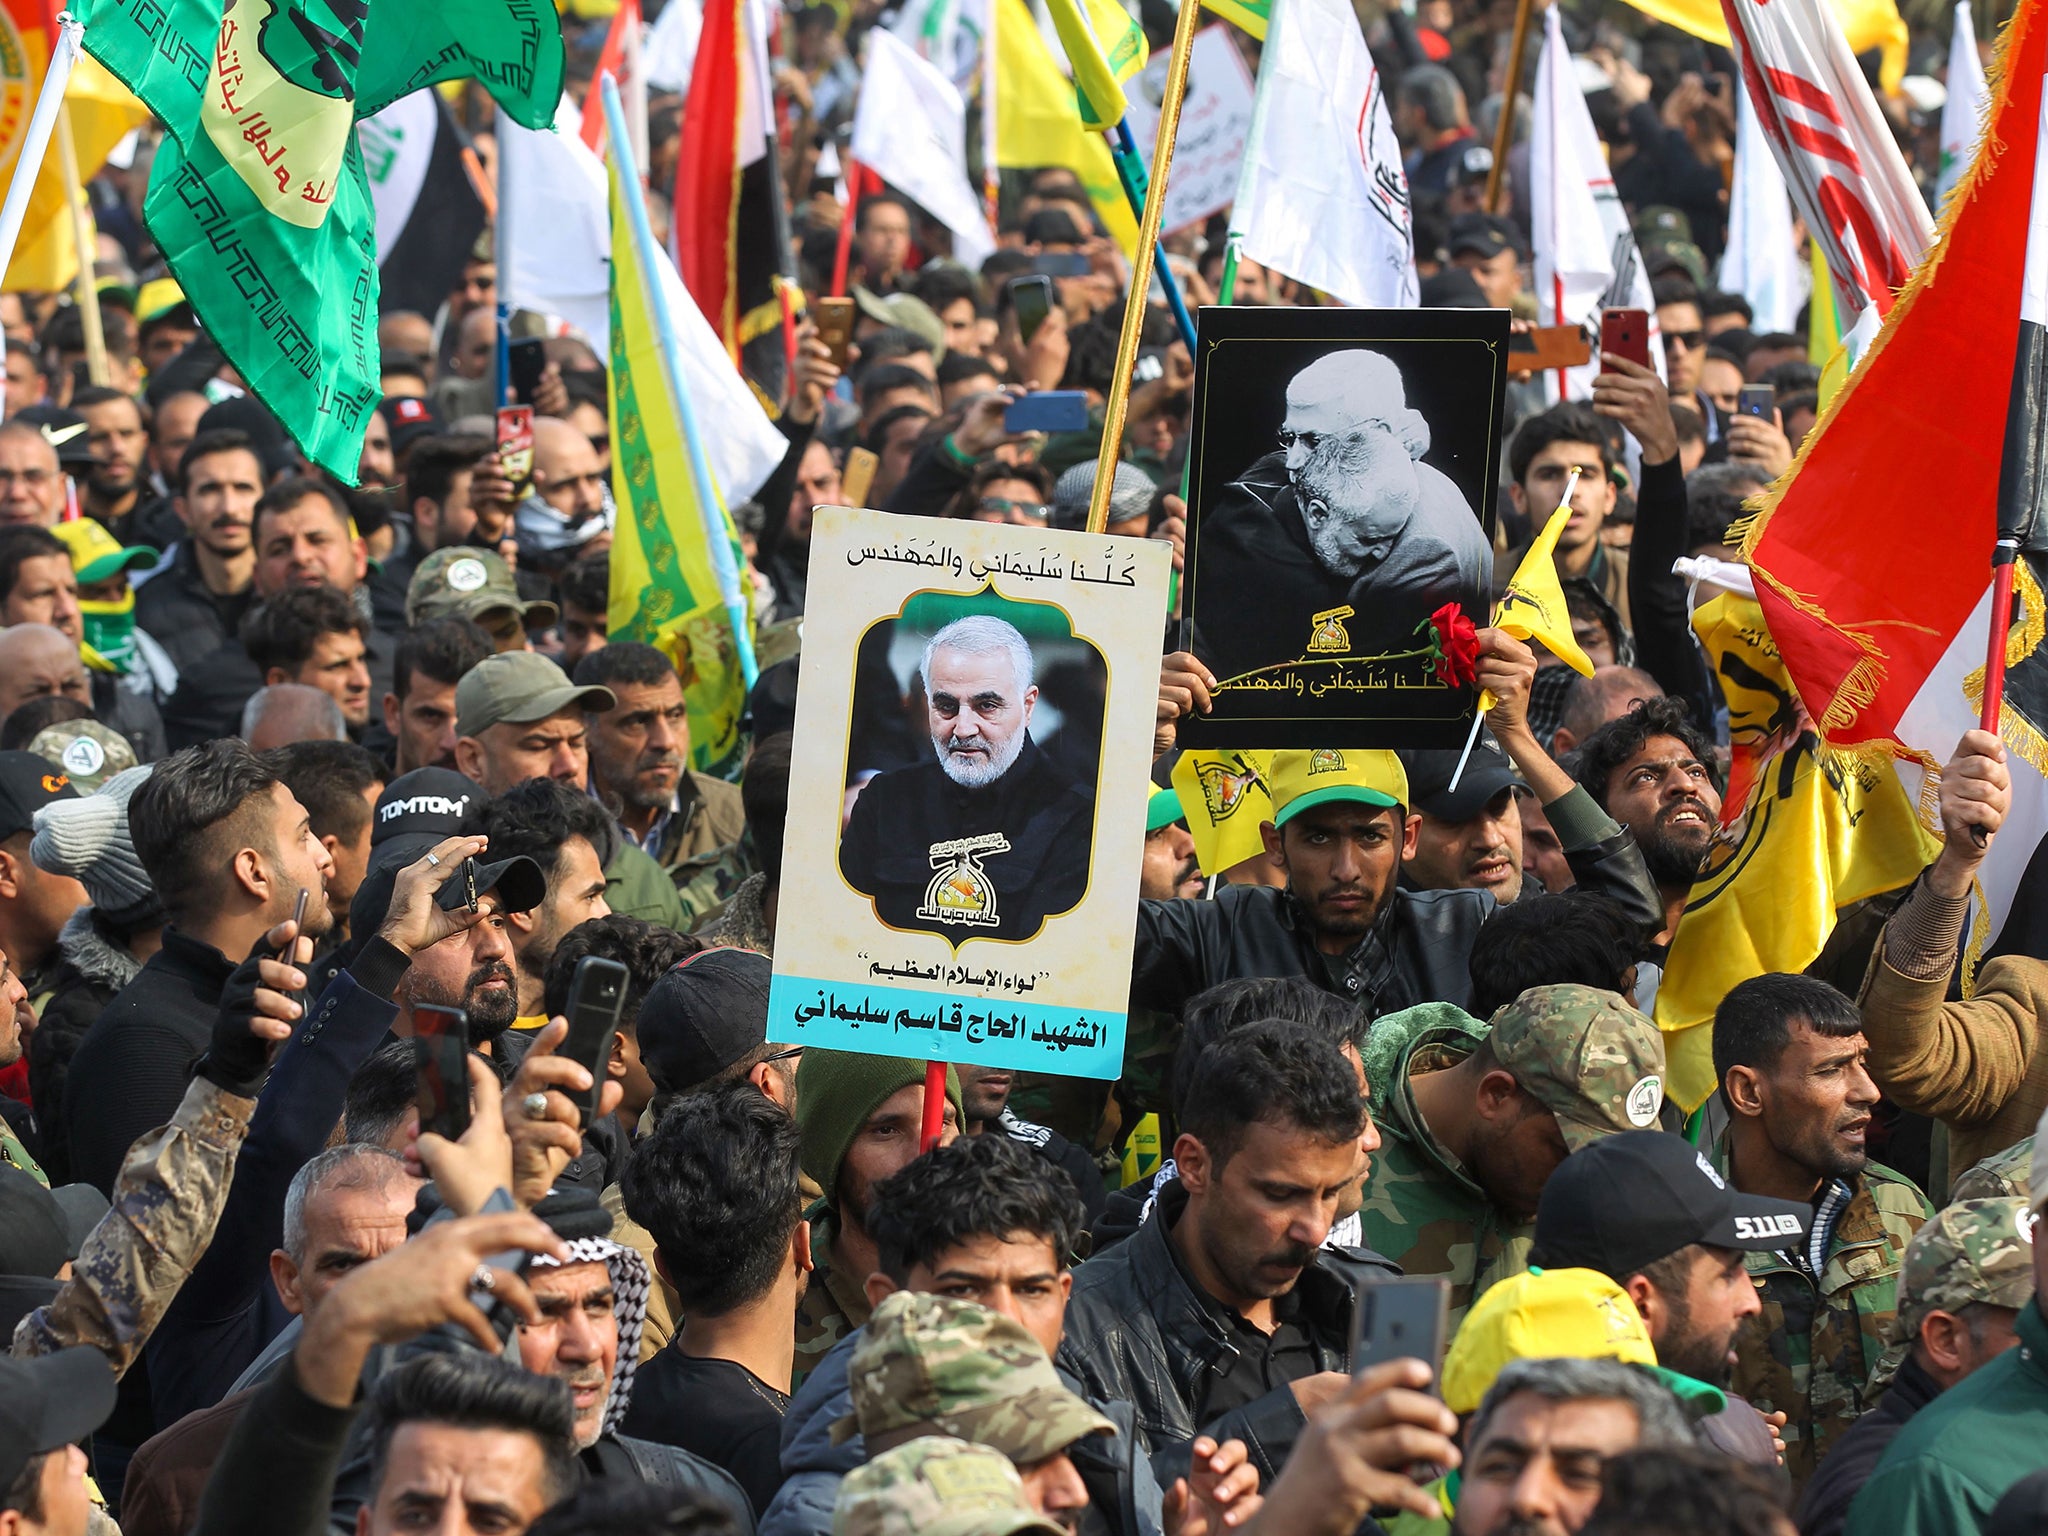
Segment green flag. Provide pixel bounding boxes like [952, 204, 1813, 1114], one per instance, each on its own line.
[74, 0, 564, 483]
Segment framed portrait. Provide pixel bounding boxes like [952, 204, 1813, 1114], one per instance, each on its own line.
[1179, 305, 1510, 748]
[766, 506, 1172, 1081]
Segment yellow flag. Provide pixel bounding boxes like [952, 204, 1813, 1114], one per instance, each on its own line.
[1653, 593, 1936, 1110]
[1201, 0, 1268, 39]
[1043, 0, 1148, 131]
[1169, 749, 1274, 877]
[604, 150, 753, 773]
[995, 0, 1138, 251]
[1493, 499, 1595, 676]
[3, 55, 149, 293]
[1618, 0, 1907, 96]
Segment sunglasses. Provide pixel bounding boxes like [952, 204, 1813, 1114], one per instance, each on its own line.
[978, 497, 1052, 520]
[1663, 329, 1706, 351]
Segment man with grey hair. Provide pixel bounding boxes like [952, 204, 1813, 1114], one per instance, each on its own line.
[1451, 1358, 1696, 1536]
[840, 613, 1092, 940]
[240, 682, 349, 749]
[1199, 348, 1492, 679]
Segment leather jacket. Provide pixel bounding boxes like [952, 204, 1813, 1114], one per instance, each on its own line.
[1057, 1181, 1398, 1483]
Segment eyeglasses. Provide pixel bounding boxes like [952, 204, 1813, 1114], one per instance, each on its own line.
[763, 1045, 804, 1065]
[1278, 422, 1387, 452]
[977, 497, 1051, 520]
[1662, 329, 1705, 351]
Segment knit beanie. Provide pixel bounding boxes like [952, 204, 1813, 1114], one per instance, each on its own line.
[31, 764, 162, 928]
[796, 1049, 964, 1211]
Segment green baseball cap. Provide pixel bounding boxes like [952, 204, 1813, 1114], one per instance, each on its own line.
[837, 1292, 1115, 1462]
[1145, 784, 1186, 834]
[407, 546, 560, 633]
[1893, 1197, 2037, 1345]
[834, 1438, 1063, 1536]
[50, 517, 155, 585]
[1487, 984, 1667, 1152]
[454, 651, 615, 740]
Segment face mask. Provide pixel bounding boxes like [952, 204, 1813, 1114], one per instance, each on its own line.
[80, 594, 136, 672]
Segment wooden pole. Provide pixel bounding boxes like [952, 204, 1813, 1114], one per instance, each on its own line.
[54, 105, 106, 387]
[1484, 0, 1537, 214]
[1085, 0, 1202, 535]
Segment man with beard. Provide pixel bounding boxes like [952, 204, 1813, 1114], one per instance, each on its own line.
[464, 776, 615, 1027]
[1398, 731, 1529, 901]
[382, 618, 493, 776]
[136, 430, 264, 678]
[1709, 974, 1934, 1490]
[1570, 696, 1721, 940]
[1193, 348, 1492, 679]
[72, 385, 176, 550]
[579, 643, 749, 928]
[840, 616, 1091, 942]
[1138, 785, 1202, 902]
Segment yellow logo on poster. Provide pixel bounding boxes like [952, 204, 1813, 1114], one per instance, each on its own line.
[919, 832, 1011, 929]
[1306, 605, 1354, 654]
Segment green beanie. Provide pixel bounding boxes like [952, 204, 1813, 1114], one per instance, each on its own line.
[796, 1049, 965, 1211]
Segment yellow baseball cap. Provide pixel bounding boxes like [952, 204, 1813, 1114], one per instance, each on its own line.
[1441, 1267, 1726, 1415]
[50, 519, 156, 585]
[1267, 748, 1407, 827]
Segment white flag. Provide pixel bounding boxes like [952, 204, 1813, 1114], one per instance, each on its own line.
[644, 0, 702, 91]
[498, 99, 785, 507]
[851, 28, 996, 268]
[1232, 0, 1416, 308]
[1720, 81, 1806, 334]
[1938, 0, 1989, 205]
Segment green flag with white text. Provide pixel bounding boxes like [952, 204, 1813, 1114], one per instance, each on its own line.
[73, 0, 564, 482]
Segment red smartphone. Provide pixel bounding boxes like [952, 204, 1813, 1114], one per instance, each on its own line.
[1599, 309, 1651, 372]
[413, 1003, 472, 1141]
[495, 405, 534, 500]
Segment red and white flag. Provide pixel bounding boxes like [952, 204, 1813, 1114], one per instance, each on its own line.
[1721, 0, 1933, 331]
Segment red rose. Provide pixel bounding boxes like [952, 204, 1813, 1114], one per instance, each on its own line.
[1429, 603, 1479, 688]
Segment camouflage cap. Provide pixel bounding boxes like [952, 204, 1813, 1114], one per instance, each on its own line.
[1488, 984, 1666, 1152]
[1893, 1197, 2037, 1344]
[1954, 1136, 2033, 1203]
[406, 546, 560, 633]
[838, 1292, 1115, 1463]
[26, 720, 135, 793]
[834, 1437, 1063, 1536]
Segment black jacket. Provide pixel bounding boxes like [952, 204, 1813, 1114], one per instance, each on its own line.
[1622, 454, 1720, 734]
[27, 908, 148, 1187]
[63, 928, 235, 1195]
[1130, 786, 1660, 1018]
[1796, 1352, 1944, 1536]
[1057, 1180, 1397, 1483]
[135, 542, 253, 680]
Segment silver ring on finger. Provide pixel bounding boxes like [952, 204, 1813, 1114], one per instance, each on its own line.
[522, 1092, 550, 1121]
[471, 1264, 497, 1293]
[426, 853, 442, 867]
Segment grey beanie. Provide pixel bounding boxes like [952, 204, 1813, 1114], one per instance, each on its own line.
[32, 764, 162, 926]
[1051, 459, 1157, 531]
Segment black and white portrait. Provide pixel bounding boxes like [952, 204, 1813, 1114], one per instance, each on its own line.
[1182, 306, 1509, 748]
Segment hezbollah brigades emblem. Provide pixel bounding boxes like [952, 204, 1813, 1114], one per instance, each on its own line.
[1306, 605, 1355, 654]
[1196, 758, 1259, 821]
[918, 832, 1011, 928]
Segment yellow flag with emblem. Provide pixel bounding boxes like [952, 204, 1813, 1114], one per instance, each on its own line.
[1169, 750, 1274, 877]
[1493, 499, 1595, 676]
[995, 0, 1138, 251]
[604, 144, 753, 773]
[1042, 0, 1148, 131]
[1653, 592, 1936, 1111]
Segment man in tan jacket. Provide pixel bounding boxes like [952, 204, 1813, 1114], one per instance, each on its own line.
[1856, 728, 2048, 1193]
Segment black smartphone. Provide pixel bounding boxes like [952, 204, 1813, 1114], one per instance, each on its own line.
[558, 957, 629, 1128]
[273, 886, 309, 959]
[508, 336, 549, 405]
[1032, 252, 1091, 277]
[413, 1003, 472, 1141]
[1350, 1276, 1451, 1381]
[1737, 383, 1776, 420]
[1010, 275, 1055, 345]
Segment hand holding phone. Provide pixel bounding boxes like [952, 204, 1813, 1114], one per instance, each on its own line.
[414, 1003, 474, 1142]
[1599, 309, 1652, 372]
[496, 406, 535, 500]
[557, 957, 629, 1129]
[814, 296, 856, 369]
[1737, 383, 1776, 420]
[1350, 1276, 1451, 1381]
[1004, 390, 1089, 435]
[1010, 276, 1056, 345]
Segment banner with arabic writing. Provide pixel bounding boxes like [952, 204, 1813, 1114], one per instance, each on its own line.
[767, 506, 1172, 1080]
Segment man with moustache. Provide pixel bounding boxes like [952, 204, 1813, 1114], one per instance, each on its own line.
[1709, 974, 1934, 1490]
[1137, 785, 1203, 902]
[1194, 348, 1492, 680]
[135, 429, 265, 678]
[1571, 697, 1722, 941]
[840, 615, 1091, 942]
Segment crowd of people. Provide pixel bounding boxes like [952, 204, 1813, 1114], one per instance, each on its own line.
[0, 2, 2039, 1536]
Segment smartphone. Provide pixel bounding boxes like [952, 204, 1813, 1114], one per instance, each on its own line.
[1598, 308, 1651, 372]
[559, 957, 629, 1128]
[1009, 275, 1055, 345]
[1004, 390, 1090, 434]
[274, 887, 309, 959]
[841, 445, 879, 506]
[1032, 252, 1092, 277]
[413, 1003, 472, 1141]
[495, 405, 534, 499]
[814, 296, 856, 370]
[507, 336, 548, 405]
[1737, 383, 1776, 420]
[1350, 1276, 1451, 1380]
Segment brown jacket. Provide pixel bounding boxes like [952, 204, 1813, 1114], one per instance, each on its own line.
[1857, 941, 2048, 1190]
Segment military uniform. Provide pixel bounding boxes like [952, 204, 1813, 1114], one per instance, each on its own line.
[639, 773, 753, 928]
[794, 1209, 875, 1390]
[1951, 1135, 2034, 1202]
[838, 1437, 1065, 1536]
[697, 870, 774, 951]
[1356, 986, 1668, 1329]
[1709, 1141, 1932, 1489]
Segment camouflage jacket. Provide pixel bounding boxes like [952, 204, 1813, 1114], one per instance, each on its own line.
[1356, 1029, 1531, 1331]
[696, 870, 773, 951]
[794, 1210, 874, 1391]
[1709, 1143, 1932, 1490]
[652, 774, 753, 929]
[12, 1076, 254, 1375]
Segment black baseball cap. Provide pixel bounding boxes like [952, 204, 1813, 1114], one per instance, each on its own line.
[0, 1348, 117, 1491]
[0, 752, 78, 841]
[637, 947, 773, 1094]
[1531, 1131, 1813, 1278]
[372, 768, 485, 866]
[1400, 730, 1526, 822]
[0, 1165, 106, 1278]
[1447, 212, 1525, 263]
[14, 406, 94, 470]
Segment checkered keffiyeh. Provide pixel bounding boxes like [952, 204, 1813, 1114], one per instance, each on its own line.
[533, 1235, 651, 1437]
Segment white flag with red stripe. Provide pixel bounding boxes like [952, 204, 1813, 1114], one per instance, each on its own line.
[1721, 0, 1933, 330]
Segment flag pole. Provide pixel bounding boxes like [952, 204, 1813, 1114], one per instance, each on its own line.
[1106, 119, 1196, 349]
[601, 73, 759, 690]
[0, 14, 80, 294]
[831, 159, 864, 295]
[1085, 0, 1201, 535]
[54, 109, 106, 385]
[1484, 0, 1535, 214]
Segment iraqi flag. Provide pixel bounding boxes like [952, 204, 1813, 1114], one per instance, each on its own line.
[1742, 0, 2048, 982]
[360, 92, 488, 321]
